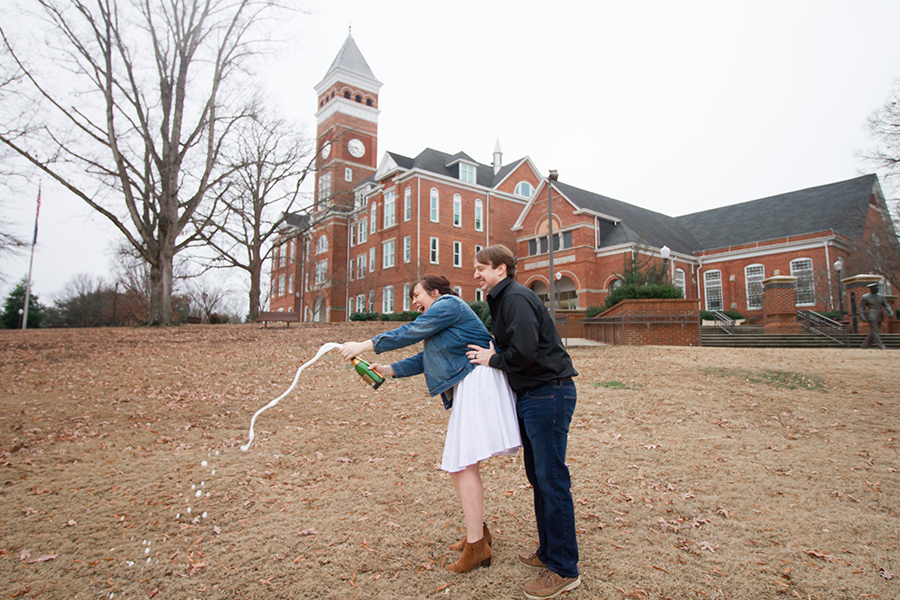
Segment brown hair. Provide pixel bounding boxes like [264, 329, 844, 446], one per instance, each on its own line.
[410, 275, 457, 299]
[474, 244, 517, 279]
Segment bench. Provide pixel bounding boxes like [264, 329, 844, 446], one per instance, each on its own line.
[257, 311, 300, 328]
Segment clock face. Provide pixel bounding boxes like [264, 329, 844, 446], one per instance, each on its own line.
[347, 138, 365, 158]
[320, 142, 331, 160]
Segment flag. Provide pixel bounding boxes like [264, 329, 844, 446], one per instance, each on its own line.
[33, 183, 41, 245]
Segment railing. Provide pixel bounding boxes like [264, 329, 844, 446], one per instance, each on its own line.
[581, 314, 701, 345]
[555, 314, 569, 348]
[711, 310, 735, 335]
[797, 310, 849, 347]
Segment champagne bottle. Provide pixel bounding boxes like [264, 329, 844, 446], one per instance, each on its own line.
[351, 357, 385, 390]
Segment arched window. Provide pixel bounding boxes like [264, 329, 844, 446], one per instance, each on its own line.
[355, 94, 361, 103]
[343, 91, 350, 99]
[745, 264, 765, 310]
[515, 181, 534, 198]
[316, 235, 328, 254]
[704, 270, 723, 311]
[366, 98, 373, 106]
[474, 198, 483, 231]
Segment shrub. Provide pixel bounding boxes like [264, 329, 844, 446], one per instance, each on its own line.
[603, 283, 683, 311]
[467, 301, 492, 330]
[585, 306, 604, 318]
[699, 310, 742, 321]
[378, 311, 420, 322]
[349, 311, 380, 321]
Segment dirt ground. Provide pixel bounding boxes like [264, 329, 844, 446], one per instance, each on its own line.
[1, 323, 898, 600]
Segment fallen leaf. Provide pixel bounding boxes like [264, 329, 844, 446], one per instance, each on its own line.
[299, 528, 317, 536]
[26, 554, 58, 564]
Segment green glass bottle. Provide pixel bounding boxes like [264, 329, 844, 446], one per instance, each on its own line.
[351, 357, 385, 390]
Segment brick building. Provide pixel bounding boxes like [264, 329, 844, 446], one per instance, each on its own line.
[269, 33, 895, 322]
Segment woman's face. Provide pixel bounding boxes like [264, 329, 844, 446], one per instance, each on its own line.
[411, 283, 440, 313]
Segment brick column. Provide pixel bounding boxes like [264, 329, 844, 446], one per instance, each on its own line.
[762, 276, 801, 334]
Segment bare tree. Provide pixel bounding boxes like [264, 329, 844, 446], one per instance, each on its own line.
[0, 0, 287, 324]
[51, 273, 114, 327]
[186, 275, 230, 323]
[861, 77, 900, 199]
[194, 110, 315, 321]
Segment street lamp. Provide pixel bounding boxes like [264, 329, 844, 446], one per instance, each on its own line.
[833, 256, 844, 321]
[660, 245, 671, 282]
[547, 169, 559, 322]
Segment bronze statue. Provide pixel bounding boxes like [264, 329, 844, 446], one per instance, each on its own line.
[858, 282, 894, 349]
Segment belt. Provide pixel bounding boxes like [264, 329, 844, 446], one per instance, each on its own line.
[550, 377, 573, 386]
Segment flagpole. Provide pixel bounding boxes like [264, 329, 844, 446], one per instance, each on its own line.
[22, 182, 41, 330]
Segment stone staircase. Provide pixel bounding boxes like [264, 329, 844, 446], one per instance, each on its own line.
[701, 325, 900, 348]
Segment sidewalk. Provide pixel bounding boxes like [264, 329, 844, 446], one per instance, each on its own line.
[565, 337, 606, 347]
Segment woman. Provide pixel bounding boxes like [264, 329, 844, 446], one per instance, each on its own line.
[340, 275, 521, 573]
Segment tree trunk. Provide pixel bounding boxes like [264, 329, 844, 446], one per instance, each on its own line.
[148, 244, 174, 325]
[248, 256, 261, 322]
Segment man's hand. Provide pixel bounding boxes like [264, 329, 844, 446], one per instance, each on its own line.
[466, 341, 496, 366]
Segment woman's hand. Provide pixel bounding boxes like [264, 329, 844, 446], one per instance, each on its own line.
[370, 363, 394, 378]
[340, 340, 374, 360]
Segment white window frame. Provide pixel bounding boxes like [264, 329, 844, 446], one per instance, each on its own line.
[316, 235, 328, 254]
[403, 235, 411, 263]
[453, 286, 462, 296]
[791, 258, 815, 306]
[515, 181, 533, 198]
[383, 239, 395, 268]
[430, 188, 439, 223]
[475, 198, 483, 232]
[278, 275, 285, 296]
[357, 254, 366, 279]
[403, 283, 410, 311]
[350, 223, 356, 247]
[318, 171, 332, 203]
[704, 270, 723, 312]
[358, 218, 367, 244]
[453, 240, 462, 267]
[475, 289, 483, 302]
[430, 236, 439, 264]
[453, 194, 462, 227]
[345, 167, 353, 182]
[315, 260, 328, 285]
[383, 189, 396, 228]
[370, 204, 377, 234]
[369, 246, 376, 272]
[404, 187, 412, 221]
[745, 264, 765, 310]
[460, 163, 476, 184]
[382, 286, 394, 314]
[674, 268, 685, 295]
[356, 294, 365, 313]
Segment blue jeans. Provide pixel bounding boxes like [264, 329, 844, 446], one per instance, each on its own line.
[517, 379, 579, 578]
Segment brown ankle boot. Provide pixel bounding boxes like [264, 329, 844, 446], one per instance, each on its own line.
[446, 538, 492, 573]
[449, 522, 492, 552]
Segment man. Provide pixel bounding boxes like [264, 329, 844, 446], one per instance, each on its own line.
[859, 281, 894, 349]
[467, 245, 580, 600]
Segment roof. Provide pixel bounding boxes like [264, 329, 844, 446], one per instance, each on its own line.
[552, 180, 702, 254]
[675, 174, 878, 251]
[322, 33, 379, 83]
[381, 147, 532, 190]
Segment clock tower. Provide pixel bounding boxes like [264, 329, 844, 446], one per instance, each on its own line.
[305, 32, 382, 322]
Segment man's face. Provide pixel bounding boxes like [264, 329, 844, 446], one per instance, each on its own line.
[474, 259, 506, 293]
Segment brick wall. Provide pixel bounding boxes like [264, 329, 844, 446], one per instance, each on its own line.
[582, 299, 701, 346]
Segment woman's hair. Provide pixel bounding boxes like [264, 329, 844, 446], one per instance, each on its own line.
[411, 275, 457, 298]
[474, 244, 517, 279]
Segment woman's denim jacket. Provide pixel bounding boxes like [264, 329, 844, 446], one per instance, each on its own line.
[372, 294, 492, 409]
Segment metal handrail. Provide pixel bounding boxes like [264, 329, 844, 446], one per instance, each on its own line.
[711, 310, 735, 335]
[555, 314, 569, 348]
[797, 310, 849, 347]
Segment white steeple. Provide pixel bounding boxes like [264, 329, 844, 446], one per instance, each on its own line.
[492, 139, 503, 174]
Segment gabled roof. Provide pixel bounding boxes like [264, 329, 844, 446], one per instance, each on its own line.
[676, 174, 878, 251]
[374, 147, 532, 191]
[283, 211, 311, 232]
[550, 181, 702, 254]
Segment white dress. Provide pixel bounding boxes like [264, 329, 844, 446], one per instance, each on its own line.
[441, 365, 522, 473]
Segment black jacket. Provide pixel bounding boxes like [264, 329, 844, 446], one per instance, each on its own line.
[486, 277, 577, 392]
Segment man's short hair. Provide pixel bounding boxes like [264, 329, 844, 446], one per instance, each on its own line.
[475, 245, 517, 279]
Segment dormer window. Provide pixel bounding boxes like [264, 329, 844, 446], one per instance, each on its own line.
[515, 182, 534, 198]
[460, 163, 476, 184]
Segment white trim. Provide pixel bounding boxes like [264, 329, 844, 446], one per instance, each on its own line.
[315, 96, 380, 126]
[697, 235, 844, 265]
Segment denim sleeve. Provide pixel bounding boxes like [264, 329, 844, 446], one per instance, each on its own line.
[372, 299, 460, 353]
[392, 351, 424, 378]
[488, 293, 539, 373]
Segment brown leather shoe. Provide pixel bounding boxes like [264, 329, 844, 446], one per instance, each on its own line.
[449, 522, 492, 552]
[523, 569, 581, 599]
[518, 550, 546, 569]
[445, 538, 492, 573]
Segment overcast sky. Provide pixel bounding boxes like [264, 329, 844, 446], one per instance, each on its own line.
[4, 0, 900, 308]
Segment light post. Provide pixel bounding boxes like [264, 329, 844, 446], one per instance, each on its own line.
[833, 256, 844, 321]
[660, 245, 671, 282]
[547, 169, 559, 322]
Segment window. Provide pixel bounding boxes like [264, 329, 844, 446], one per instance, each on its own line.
[475, 244, 483, 254]
[791, 258, 815, 306]
[528, 231, 573, 256]
[430, 237, 439, 264]
[675, 269, 685, 295]
[453, 241, 462, 267]
[316, 235, 328, 254]
[278, 275, 285, 296]
[403, 283, 410, 311]
[475, 289, 483, 302]
[404, 187, 411, 221]
[369, 247, 375, 272]
[349, 261, 354, 281]
[370, 204, 377, 233]
[318, 171, 332, 203]
[453, 286, 462, 297]
[350, 223, 356, 247]
[382, 286, 394, 313]
[475, 199, 483, 231]
[358, 218, 367, 243]
[315, 260, 328, 285]
[745, 264, 765, 310]
[345, 167, 353, 182]
[356, 294, 365, 313]
[368, 290, 374, 312]
[453, 194, 462, 227]
[430, 188, 439, 222]
[383, 189, 396, 228]
[460, 163, 476, 184]
[290, 240, 295, 261]
[704, 270, 723, 311]
[404, 235, 411, 263]
[288, 274, 294, 294]
[357, 254, 366, 279]
[383, 239, 395, 268]
[515, 181, 534, 198]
